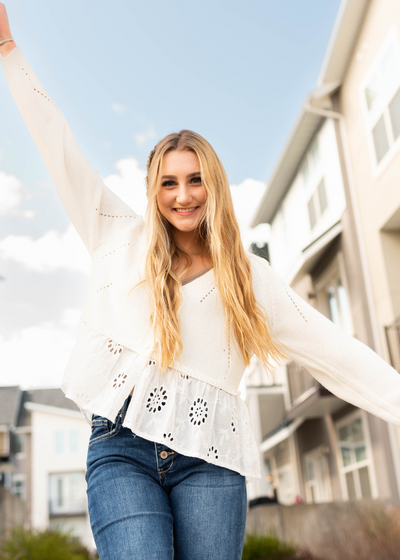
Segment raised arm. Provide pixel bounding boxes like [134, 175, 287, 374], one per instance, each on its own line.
[0, 3, 142, 255]
[257, 257, 400, 427]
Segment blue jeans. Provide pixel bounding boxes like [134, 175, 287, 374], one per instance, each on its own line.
[85, 395, 247, 559]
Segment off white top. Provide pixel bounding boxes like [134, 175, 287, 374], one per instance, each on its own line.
[3, 46, 400, 483]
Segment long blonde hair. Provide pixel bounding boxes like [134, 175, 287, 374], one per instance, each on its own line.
[137, 129, 286, 372]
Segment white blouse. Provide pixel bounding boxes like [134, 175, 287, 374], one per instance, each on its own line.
[62, 321, 261, 483]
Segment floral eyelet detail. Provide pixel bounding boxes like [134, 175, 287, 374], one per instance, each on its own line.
[231, 409, 238, 433]
[146, 387, 168, 413]
[113, 373, 127, 388]
[189, 398, 208, 425]
[163, 432, 174, 442]
[180, 373, 190, 380]
[108, 339, 123, 354]
[207, 446, 218, 459]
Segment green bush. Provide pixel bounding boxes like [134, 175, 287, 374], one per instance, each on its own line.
[0, 526, 98, 560]
[242, 532, 319, 560]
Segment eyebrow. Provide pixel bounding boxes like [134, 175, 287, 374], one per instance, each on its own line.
[161, 172, 201, 180]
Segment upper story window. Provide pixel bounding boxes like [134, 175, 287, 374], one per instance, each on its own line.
[54, 431, 64, 455]
[362, 29, 400, 167]
[69, 430, 79, 454]
[315, 257, 353, 337]
[15, 433, 26, 457]
[301, 139, 328, 230]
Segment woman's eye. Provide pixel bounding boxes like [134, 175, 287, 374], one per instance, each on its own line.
[190, 176, 202, 184]
[161, 180, 176, 187]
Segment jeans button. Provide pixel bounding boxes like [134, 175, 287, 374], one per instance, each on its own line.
[160, 451, 168, 459]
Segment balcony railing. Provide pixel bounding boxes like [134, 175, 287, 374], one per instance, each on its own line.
[385, 316, 400, 372]
[286, 361, 318, 405]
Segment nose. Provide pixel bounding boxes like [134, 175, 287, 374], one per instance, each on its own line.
[176, 184, 192, 205]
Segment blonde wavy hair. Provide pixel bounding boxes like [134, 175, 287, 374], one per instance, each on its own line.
[134, 129, 286, 372]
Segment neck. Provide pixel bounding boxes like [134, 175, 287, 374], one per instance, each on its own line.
[172, 227, 204, 256]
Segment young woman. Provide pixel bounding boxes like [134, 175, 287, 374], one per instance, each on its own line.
[2, 5, 400, 559]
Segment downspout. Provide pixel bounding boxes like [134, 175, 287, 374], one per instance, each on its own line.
[303, 103, 382, 356]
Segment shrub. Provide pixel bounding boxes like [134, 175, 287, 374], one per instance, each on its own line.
[0, 526, 98, 560]
[242, 532, 320, 560]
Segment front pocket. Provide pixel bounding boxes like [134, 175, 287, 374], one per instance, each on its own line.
[89, 415, 121, 446]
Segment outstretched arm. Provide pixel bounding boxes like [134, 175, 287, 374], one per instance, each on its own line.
[0, 3, 142, 255]
[257, 256, 400, 427]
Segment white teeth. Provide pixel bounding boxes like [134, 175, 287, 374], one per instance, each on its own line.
[175, 207, 196, 213]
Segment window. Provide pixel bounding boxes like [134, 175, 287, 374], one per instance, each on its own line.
[362, 30, 400, 166]
[54, 432, 64, 455]
[315, 258, 353, 336]
[336, 414, 374, 500]
[69, 431, 79, 454]
[301, 139, 328, 230]
[49, 472, 86, 515]
[15, 433, 25, 456]
[307, 179, 328, 230]
[11, 474, 26, 500]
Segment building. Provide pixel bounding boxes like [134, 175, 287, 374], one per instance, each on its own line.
[0, 386, 94, 550]
[247, 0, 400, 508]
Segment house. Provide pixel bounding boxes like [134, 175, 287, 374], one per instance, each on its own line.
[247, 0, 400, 507]
[0, 386, 94, 550]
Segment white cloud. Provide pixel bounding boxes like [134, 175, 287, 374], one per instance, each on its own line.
[0, 310, 81, 389]
[111, 103, 127, 115]
[0, 224, 90, 274]
[103, 157, 148, 216]
[134, 124, 156, 146]
[0, 169, 34, 218]
[230, 178, 268, 250]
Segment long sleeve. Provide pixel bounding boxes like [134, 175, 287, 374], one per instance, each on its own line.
[262, 259, 400, 426]
[1, 46, 142, 255]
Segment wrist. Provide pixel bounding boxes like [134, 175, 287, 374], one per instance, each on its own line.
[0, 39, 16, 57]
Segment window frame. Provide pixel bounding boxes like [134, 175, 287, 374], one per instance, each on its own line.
[335, 409, 378, 500]
[360, 26, 400, 178]
[11, 473, 26, 501]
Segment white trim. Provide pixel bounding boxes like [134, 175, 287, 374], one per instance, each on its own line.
[260, 417, 305, 453]
[24, 402, 84, 419]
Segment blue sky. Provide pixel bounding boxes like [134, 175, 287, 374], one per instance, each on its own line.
[0, 0, 342, 389]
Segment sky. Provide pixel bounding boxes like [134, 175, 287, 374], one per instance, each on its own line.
[0, 0, 342, 391]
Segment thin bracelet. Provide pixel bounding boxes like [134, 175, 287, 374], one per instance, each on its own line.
[0, 38, 14, 46]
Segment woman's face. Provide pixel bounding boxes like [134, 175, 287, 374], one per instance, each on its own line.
[156, 149, 207, 233]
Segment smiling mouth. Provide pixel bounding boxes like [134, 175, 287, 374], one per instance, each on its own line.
[173, 207, 199, 214]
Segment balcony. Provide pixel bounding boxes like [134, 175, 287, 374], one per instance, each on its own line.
[385, 316, 400, 372]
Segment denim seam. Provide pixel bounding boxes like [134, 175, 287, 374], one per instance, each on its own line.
[158, 456, 174, 474]
[88, 423, 122, 446]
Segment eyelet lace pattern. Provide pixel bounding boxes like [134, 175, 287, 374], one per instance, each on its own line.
[62, 322, 260, 482]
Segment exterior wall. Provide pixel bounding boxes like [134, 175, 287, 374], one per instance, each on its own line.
[340, 0, 400, 359]
[30, 409, 93, 550]
[0, 487, 25, 536]
[269, 118, 346, 281]
[246, 499, 395, 559]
